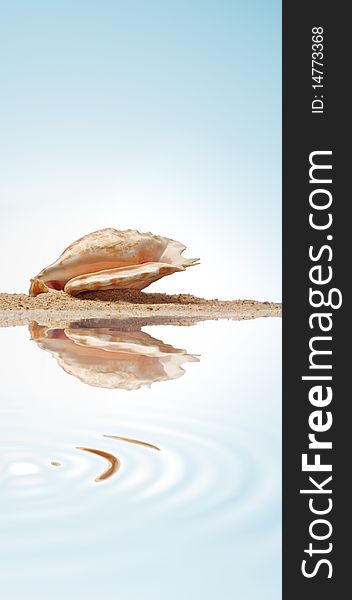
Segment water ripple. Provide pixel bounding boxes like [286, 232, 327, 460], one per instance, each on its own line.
[1, 418, 277, 536]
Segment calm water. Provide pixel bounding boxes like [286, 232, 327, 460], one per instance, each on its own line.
[0, 318, 281, 600]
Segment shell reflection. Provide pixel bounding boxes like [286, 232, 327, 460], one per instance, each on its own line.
[29, 320, 198, 390]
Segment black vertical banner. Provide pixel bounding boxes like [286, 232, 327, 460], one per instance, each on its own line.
[283, 1, 349, 598]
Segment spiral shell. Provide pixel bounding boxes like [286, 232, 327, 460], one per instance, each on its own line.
[29, 228, 199, 296]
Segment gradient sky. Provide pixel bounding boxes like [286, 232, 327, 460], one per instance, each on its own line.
[0, 0, 281, 300]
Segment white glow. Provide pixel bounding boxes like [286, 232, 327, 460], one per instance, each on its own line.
[9, 462, 40, 476]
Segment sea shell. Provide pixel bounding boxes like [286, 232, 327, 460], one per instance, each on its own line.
[29, 321, 199, 391]
[29, 228, 199, 296]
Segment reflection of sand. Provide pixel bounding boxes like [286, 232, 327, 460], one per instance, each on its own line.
[0, 290, 281, 328]
[29, 322, 198, 391]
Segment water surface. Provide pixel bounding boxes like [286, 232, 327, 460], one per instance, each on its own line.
[0, 318, 281, 600]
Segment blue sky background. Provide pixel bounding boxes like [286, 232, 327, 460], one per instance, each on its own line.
[0, 0, 281, 300]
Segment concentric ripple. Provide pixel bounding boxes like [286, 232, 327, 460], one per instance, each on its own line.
[91, 417, 279, 535]
[0, 415, 278, 538]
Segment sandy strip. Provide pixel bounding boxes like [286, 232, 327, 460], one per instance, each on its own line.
[0, 290, 281, 328]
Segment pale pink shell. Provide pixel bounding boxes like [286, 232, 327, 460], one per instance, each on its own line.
[29, 228, 199, 296]
[29, 322, 198, 390]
